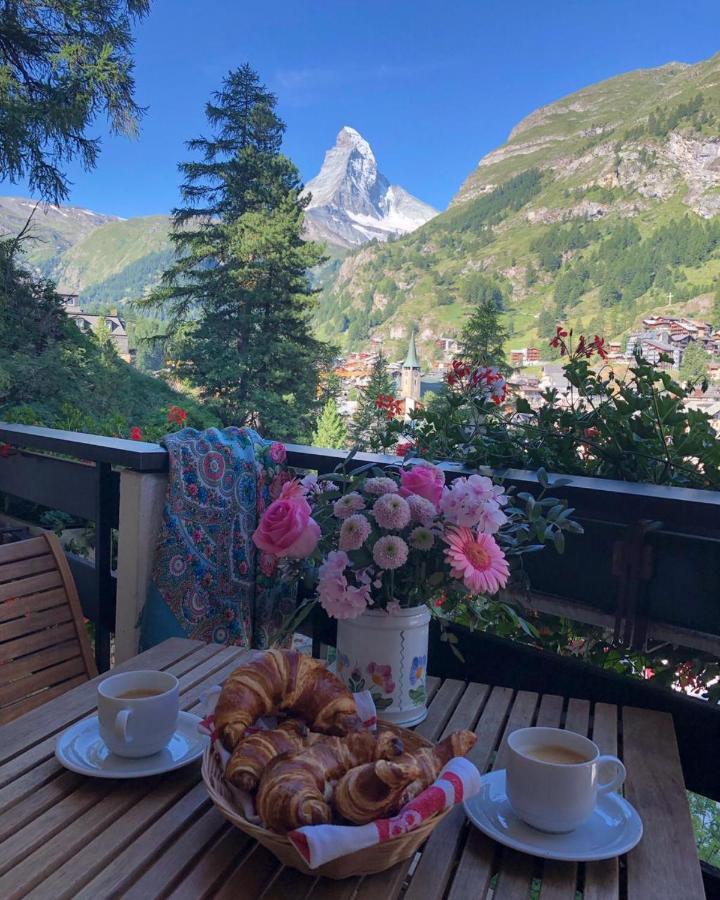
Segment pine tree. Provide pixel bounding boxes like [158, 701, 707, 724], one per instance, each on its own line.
[0, 0, 149, 203]
[712, 284, 720, 328]
[312, 399, 348, 450]
[142, 65, 331, 441]
[459, 293, 510, 372]
[680, 341, 710, 384]
[350, 354, 396, 451]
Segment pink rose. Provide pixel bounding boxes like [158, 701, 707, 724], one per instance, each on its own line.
[270, 442, 287, 463]
[399, 463, 445, 506]
[253, 495, 320, 558]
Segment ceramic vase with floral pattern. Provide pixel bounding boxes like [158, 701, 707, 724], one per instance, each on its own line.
[335, 605, 430, 727]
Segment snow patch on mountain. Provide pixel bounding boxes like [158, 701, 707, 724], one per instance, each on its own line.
[302, 126, 437, 248]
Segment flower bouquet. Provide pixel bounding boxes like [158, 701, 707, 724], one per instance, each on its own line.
[253, 456, 581, 724]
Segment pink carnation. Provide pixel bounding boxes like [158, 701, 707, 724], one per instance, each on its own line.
[333, 491, 366, 519]
[372, 493, 411, 530]
[407, 494, 437, 526]
[339, 514, 371, 551]
[399, 463, 445, 506]
[317, 551, 371, 619]
[444, 527, 509, 595]
[364, 476, 399, 495]
[372, 535, 409, 570]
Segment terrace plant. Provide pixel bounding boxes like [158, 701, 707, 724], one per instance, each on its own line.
[382, 331, 720, 491]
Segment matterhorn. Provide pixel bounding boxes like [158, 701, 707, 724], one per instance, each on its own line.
[302, 126, 437, 248]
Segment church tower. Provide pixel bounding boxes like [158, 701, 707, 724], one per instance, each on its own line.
[400, 331, 421, 402]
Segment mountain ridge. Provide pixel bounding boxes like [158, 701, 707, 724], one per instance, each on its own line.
[314, 52, 720, 360]
[302, 126, 437, 248]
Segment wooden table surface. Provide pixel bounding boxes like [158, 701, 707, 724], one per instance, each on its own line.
[0, 638, 705, 900]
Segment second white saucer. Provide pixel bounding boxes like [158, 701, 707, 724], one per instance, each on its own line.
[464, 769, 643, 861]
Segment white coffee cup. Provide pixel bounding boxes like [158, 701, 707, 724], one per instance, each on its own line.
[97, 670, 180, 758]
[506, 726, 626, 833]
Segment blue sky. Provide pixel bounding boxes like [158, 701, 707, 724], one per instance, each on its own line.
[4, 0, 720, 217]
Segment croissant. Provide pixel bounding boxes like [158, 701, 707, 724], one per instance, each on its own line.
[256, 728, 404, 833]
[214, 649, 361, 750]
[225, 719, 316, 790]
[334, 730, 477, 824]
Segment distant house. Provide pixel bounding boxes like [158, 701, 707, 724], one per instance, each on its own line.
[626, 332, 682, 368]
[66, 309, 132, 361]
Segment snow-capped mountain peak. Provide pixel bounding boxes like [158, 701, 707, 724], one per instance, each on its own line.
[302, 127, 437, 248]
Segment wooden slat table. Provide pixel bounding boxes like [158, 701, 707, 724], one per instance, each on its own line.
[0, 638, 705, 899]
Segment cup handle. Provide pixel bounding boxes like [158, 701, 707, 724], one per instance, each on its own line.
[114, 709, 133, 745]
[596, 754, 626, 793]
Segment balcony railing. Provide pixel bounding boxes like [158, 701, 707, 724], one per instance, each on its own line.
[0, 421, 719, 808]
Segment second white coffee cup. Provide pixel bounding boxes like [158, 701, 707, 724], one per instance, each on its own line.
[97, 670, 180, 758]
[506, 726, 626, 833]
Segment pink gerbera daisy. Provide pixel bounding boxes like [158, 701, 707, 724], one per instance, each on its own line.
[443, 527, 509, 595]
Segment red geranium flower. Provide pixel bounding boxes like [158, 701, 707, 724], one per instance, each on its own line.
[591, 335, 608, 360]
[129, 426, 143, 441]
[395, 442, 413, 457]
[167, 405, 188, 426]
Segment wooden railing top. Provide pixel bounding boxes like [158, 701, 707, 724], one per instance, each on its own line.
[0, 423, 718, 535]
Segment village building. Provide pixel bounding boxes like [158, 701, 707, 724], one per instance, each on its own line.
[60, 294, 133, 362]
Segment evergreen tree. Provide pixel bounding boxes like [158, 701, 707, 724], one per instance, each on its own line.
[0, 0, 149, 203]
[312, 399, 347, 450]
[350, 354, 396, 451]
[142, 65, 330, 441]
[680, 341, 710, 384]
[712, 285, 720, 328]
[459, 290, 510, 372]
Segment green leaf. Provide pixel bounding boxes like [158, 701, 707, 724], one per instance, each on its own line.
[553, 529, 565, 553]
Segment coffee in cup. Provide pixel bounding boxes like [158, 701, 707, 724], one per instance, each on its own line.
[97, 670, 180, 758]
[505, 726, 626, 833]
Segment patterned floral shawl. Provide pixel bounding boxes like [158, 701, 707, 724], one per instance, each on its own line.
[140, 427, 296, 649]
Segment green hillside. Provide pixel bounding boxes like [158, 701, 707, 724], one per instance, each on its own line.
[315, 53, 720, 359]
[53, 215, 174, 302]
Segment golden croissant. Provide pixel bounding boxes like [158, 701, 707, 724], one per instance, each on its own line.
[214, 649, 361, 750]
[256, 728, 404, 833]
[334, 730, 477, 825]
[225, 718, 319, 791]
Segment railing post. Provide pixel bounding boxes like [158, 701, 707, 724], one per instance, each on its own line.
[94, 462, 114, 671]
[114, 469, 167, 663]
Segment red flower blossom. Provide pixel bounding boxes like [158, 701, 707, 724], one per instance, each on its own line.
[167, 406, 188, 426]
[395, 442, 413, 457]
[642, 667, 655, 680]
[0, 443, 14, 458]
[129, 426, 143, 441]
[375, 395, 403, 420]
[434, 591, 447, 607]
[549, 326, 568, 355]
[591, 335, 608, 360]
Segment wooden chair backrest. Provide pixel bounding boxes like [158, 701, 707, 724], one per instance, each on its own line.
[0, 533, 97, 724]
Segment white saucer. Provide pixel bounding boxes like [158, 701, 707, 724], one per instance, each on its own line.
[464, 769, 643, 862]
[55, 711, 208, 779]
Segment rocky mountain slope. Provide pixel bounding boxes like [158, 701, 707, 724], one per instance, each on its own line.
[0, 127, 435, 305]
[302, 126, 437, 248]
[315, 53, 720, 358]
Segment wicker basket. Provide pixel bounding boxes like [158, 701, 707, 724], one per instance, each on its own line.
[201, 723, 451, 879]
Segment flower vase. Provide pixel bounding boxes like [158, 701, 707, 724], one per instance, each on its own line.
[335, 606, 431, 727]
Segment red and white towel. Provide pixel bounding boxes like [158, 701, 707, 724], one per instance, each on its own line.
[287, 756, 482, 869]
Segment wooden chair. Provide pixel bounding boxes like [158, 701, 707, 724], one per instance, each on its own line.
[0, 533, 97, 724]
